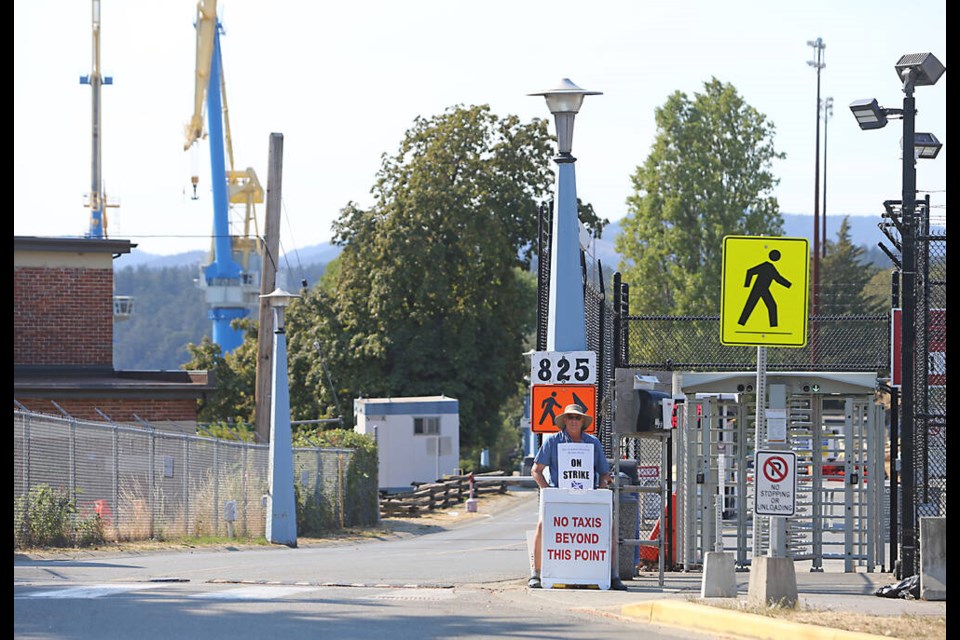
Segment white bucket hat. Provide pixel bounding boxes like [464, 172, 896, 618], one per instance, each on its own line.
[555, 404, 593, 430]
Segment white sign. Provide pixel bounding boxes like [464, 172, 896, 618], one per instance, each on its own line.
[766, 408, 787, 443]
[540, 488, 612, 590]
[530, 351, 596, 385]
[754, 450, 796, 516]
[558, 443, 594, 490]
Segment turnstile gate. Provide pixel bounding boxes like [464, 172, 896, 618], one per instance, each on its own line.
[673, 372, 886, 573]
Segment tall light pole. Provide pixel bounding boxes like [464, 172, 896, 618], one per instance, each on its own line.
[807, 38, 826, 314]
[528, 79, 601, 351]
[849, 51, 945, 578]
[821, 97, 833, 258]
[262, 287, 299, 547]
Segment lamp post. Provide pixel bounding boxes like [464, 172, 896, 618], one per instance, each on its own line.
[807, 38, 826, 314]
[849, 51, 945, 578]
[528, 78, 601, 351]
[262, 287, 300, 547]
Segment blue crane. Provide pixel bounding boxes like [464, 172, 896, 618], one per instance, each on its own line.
[184, 0, 263, 354]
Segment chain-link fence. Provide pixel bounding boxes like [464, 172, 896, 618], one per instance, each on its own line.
[14, 410, 374, 546]
[535, 198, 946, 578]
[905, 198, 946, 576]
[619, 312, 889, 372]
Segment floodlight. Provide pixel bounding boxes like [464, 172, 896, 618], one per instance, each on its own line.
[849, 98, 888, 130]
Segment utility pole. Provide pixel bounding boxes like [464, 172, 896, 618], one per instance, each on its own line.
[822, 96, 833, 258]
[255, 133, 284, 444]
[807, 37, 825, 314]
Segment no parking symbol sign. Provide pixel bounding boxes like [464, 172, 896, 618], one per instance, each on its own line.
[754, 450, 796, 517]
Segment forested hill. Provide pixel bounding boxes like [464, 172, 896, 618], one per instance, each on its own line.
[112, 213, 897, 370]
[112, 260, 330, 370]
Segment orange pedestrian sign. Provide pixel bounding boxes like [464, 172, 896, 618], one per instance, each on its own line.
[721, 236, 809, 347]
[530, 384, 597, 433]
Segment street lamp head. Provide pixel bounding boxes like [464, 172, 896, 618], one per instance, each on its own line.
[849, 98, 888, 130]
[529, 78, 602, 114]
[529, 78, 602, 155]
[894, 52, 946, 87]
[910, 132, 943, 159]
[260, 287, 300, 308]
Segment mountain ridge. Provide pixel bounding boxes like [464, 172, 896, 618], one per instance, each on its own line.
[113, 213, 905, 272]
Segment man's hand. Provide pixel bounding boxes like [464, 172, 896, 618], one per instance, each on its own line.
[598, 473, 613, 489]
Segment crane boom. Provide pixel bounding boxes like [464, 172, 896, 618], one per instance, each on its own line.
[184, 0, 217, 151]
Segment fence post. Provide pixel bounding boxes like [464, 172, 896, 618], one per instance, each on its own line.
[213, 438, 219, 536]
[70, 419, 77, 532]
[112, 422, 119, 540]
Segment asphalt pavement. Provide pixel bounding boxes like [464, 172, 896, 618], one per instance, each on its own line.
[14, 488, 945, 640]
[480, 487, 945, 639]
[517, 564, 945, 639]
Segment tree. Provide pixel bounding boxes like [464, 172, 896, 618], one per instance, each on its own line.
[284, 104, 555, 457]
[615, 78, 785, 315]
[819, 217, 886, 315]
[183, 317, 258, 431]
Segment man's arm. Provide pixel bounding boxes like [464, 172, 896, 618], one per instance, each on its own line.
[531, 462, 549, 489]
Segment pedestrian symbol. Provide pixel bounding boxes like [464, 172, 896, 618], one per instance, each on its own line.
[721, 236, 808, 347]
[530, 384, 597, 434]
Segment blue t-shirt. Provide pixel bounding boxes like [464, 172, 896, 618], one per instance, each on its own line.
[534, 430, 610, 488]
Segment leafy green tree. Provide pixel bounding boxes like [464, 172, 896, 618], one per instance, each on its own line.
[182, 317, 258, 430]
[864, 268, 894, 313]
[615, 78, 785, 315]
[819, 217, 886, 315]
[285, 104, 554, 458]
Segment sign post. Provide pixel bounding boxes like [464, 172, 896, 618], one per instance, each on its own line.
[721, 236, 805, 604]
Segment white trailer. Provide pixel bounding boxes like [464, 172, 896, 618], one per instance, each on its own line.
[354, 395, 460, 492]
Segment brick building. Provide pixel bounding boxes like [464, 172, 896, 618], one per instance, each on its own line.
[14, 236, 213, 431]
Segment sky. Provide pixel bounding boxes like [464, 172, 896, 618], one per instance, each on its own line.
[14, 0, 947, 257]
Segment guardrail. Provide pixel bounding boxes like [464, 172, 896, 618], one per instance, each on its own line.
[379, 472, 536, 517]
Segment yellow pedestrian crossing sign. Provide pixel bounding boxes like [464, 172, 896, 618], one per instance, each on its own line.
[721, 236, 809, 347]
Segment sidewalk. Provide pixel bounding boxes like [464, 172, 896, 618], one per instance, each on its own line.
[522, 566, 946, 640]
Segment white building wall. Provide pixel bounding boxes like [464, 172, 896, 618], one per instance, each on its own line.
[354, 396, 460, 491]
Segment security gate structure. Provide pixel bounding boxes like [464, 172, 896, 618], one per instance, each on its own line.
[673, 372, 886, 573]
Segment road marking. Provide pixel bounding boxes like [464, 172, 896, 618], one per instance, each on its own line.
[193, 585, 321, 599]
[23, 583, 164, 599]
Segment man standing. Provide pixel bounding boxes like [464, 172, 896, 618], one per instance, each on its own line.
[528, 404, 613, 589]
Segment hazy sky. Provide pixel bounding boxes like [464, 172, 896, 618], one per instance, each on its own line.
[14, 0, 946, 256]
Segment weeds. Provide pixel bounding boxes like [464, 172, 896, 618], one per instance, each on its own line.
[14, 484, 105, 549]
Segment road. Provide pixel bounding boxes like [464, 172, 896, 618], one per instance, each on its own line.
[14, 490, 706, 640]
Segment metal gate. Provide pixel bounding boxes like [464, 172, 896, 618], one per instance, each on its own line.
[674, 372, 886, 573]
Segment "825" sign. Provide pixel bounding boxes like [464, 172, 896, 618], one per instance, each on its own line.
[530, 351, 596, 385]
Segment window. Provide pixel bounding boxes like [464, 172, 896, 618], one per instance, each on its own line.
[414, 417, 440, 435]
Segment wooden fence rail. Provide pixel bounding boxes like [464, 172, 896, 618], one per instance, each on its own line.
[379, 471, 515, 517]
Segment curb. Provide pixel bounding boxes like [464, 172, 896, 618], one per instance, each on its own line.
[618, 600, 892, 640]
